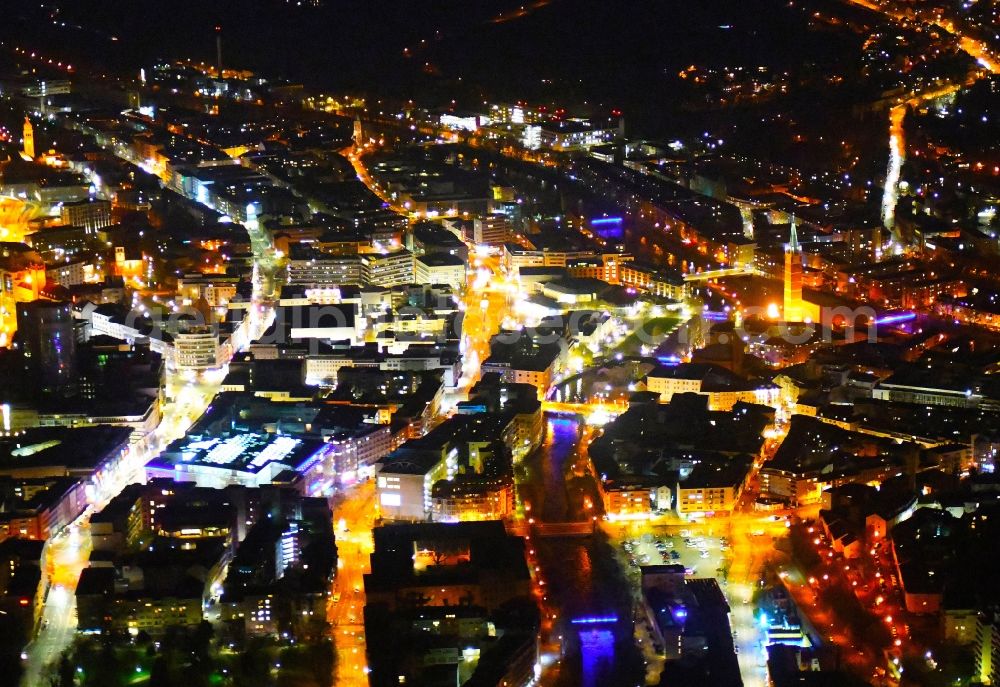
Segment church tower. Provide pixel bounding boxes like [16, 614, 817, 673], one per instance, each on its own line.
[783, 215, 803, 322]
[22, 117, 35, 160]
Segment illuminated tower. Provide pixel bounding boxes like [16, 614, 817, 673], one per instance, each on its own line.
[353, 118, 363, 146]
[215, 25, 224, 78]
[22, 117, 35, 160]
[783, 215, 803, 322]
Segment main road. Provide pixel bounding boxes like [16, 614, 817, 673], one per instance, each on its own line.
[329, 481, 377, 687]
[20, 367, 230, 686]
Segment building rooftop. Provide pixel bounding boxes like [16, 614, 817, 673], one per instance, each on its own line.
[151, 432, 328, 476]
[415, 251, 465, 268]
[0, 426, 132, 475]
[365, 520, 530, 594]
[681, 456, 753, 490]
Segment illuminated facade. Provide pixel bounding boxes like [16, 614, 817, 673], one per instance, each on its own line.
[618, 262, 686, 300]
[526, 118, 623, 151]
[376, 452, 451, 521]
[0, 477, 87, 543]
[59, 198, 112, 234]
[472, 214, 512, 246]
[414, 252, 466, 290]
[176, 273, 240, 307]
[975, 615, 999, 685]
[286, 251, 364, 287]
[0, 245, 47, 344]
[113, 596, 203, 636]
[602, 482, 671, 519]
[361, 249, 415, 287]
[173, 326, 220, 371]
[645, 363, 780, 411]
[675, 483, 740, 515]
[759, 468, 825, 507]
[430, 477, 515, 522]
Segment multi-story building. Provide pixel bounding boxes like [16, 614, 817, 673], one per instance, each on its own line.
[286, 247, 365, 287]
[0, 426, 135, 506]
[363, 521, 536, 687]
[0, 477, 88, 542]
[502, 242, 607, 275]
[219, 497, 334, 638]
[76, 542, 220, 636]
[641, 570, 739, 675]
[177, 272, 242, 307]
[25, 225, 92, 257]
[890, 508, 954, 615]
[644, 363, 779, 411]
[415, 252, 466, 290]
[60, 198, 112, 234]
[523, 117, 623, 151]
[601, 479, 672, 519]
[408, 221, 468, 262]
[376, 451, 451, 522]
[3, 337, 164, 442]
[473, 214, 512, 246]
[0, 539, 44, 641]
[173, 325, 220, 371]
[321, 423, 394, 485]
[481, 334, 563, 401]
[364, 521, 531, 611]
[362, 249, 415, 287]
[619, 261, 686, 300]
[0, 245, 46, 340]
[976, 613, 999, 685]
[430, 475, 515, 522]
[45, 258, 92, 287]
[674, 457, 751, 517]
[377, 407, 536, 522]
[760, 415, 912, 507]
[264, 304, 361, 345]
[566, 253, 636, 287]
[873, 373, 984, 409]
[82, 483, 332, 637]
[943, 606, 978, 645]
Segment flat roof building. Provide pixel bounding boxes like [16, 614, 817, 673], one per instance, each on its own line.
[147, 432, 333, 491]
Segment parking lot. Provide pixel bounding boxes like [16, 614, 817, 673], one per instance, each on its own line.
[619, 530, 729, 581]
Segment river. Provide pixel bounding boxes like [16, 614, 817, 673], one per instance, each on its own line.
[520, 415, 645, 687]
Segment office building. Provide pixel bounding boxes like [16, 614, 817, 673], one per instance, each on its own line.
[362, 249, 415, 287]
[415, 252, 466, 290]
[473, 214, 512, 246]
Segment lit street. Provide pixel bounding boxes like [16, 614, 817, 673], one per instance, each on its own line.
[329, 481, 376, 687]
[19, 362, 228, 686]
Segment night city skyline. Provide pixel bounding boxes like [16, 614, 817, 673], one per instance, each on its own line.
[1, 2, 1000, 687]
